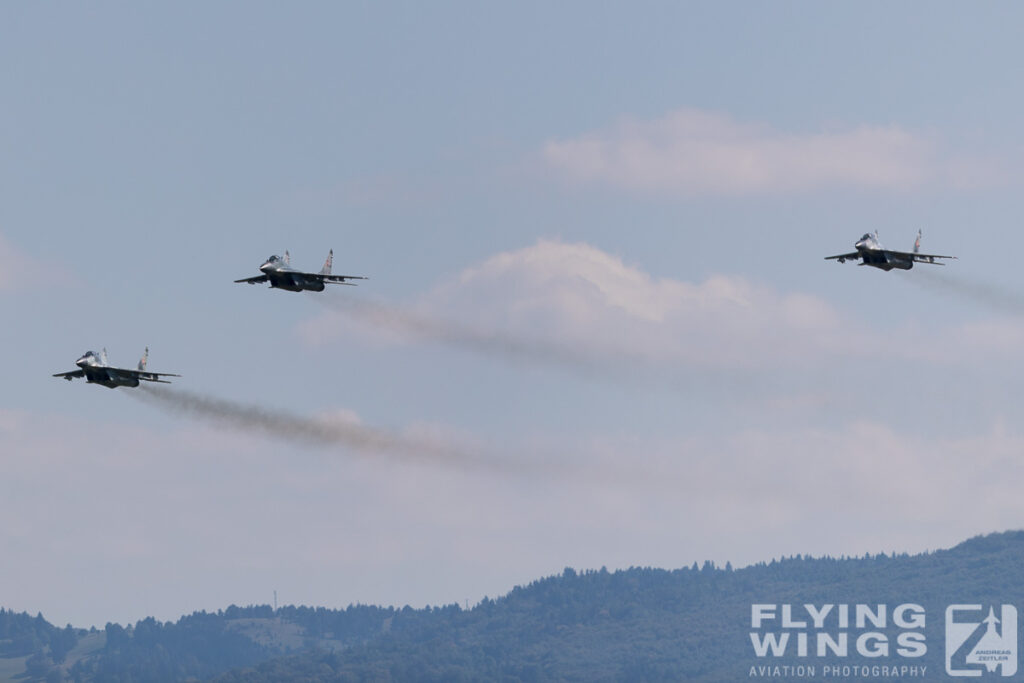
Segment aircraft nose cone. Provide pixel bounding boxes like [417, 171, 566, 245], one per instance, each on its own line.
[259, 262, 273, 272]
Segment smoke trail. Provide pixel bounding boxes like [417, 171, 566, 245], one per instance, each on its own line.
[308, 293, 784, 407]
[316, 294, 610, 372]
[130, 387, 681, 490]
[310, 293, 715, 393]
[133, 385, 530, 475]
[910, 270, 1024, 316]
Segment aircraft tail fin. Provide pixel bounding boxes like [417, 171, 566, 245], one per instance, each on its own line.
[320, 249, 333, 276]
[914, 229, 922, 254]
[101, 348, 109, 366]
[138, 347, 149, 371]
[284, 250, 291, 266]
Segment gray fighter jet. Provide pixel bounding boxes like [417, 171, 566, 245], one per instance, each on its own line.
[825, 230, 956, 271]
[235, 250, 367, 291]
[53, 348, 180, 388]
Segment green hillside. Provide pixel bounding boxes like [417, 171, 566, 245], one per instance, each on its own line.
[5, 531, 1024, 682]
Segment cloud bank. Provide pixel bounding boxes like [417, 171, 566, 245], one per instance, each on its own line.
[542, 108, 991, 196]
[5, 405, 1023, 628]
[303, 239, 876, 372]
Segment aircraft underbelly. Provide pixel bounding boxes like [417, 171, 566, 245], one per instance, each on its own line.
[285, 275, 324, 291]
[883, 257, 913, 271]
[863, 252, 912, 271]
[85, 369, 133, 388]
[269, 274, 304, 292]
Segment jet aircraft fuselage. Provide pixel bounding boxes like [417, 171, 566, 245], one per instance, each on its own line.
[235, 250, 367, 292]
[825, 231, 956, 271]
[259, 255, 327, 291]
[53, 348, 179, 388]
[853, 233, 914, 271]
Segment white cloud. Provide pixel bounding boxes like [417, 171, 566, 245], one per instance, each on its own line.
[301, 239, 1024, 398]
[280, 240, 1024, 604]
[0, 234, 31, 290]
[7, 403, 1023, 629]
[578, 419, 1024, 565]
[542, 107, 992, 196]
[403, 239, 876, 369]
[0, 233, 75, 291]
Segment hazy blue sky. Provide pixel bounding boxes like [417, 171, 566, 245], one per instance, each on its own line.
[5, 3, 1024, 627]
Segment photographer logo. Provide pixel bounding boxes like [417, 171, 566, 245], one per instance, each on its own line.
[945, 605, 1017, 677]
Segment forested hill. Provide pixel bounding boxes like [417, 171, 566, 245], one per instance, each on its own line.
[4, 530, 1024, 682]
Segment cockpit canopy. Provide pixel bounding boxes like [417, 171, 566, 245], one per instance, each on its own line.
[266, 255, 281, 263]
[860, 233, 873, 241]
[76, 350, 99, 365]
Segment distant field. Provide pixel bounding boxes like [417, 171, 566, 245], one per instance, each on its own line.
[0, 631, 104, 682]
[226, 617, 307, 651]
[64, 631, 105, 666]
[0, 653, 29, 683]
[226, 617, 349, 653]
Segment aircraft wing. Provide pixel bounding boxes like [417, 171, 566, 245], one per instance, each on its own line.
[136, 371, 181, 382]
[888, 249, 957, 265]
[52, 370, 85, 380]
[109, 367, 181, 383]
[321, 274, 367, 285]
[294, 271, 368, 285]
[824, 252, 861, 263]
[234, 275, 269, 284]
[914, 252, 956, 263]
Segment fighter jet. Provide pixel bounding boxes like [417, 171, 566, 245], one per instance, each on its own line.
[53, 348, 180, 388]
[825, 230, 956, 271]
[234, 250, 367, 292]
